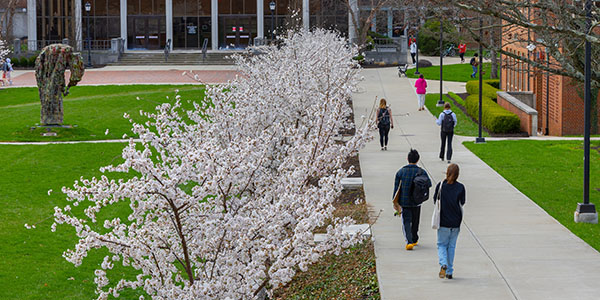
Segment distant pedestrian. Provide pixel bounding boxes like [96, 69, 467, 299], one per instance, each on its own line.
[414, 74, 427, 111]
[393, 149, 432, 250]
[410, 41, 417, 65]
[470, 53, 479, 78]
[375, 98, 394, 151]
[2, 58, 13, 85]
[436, 102, 457, 163]
[433, 163, 466, 279]
[458, 43, 466, 63]
[408, 35, 417, 47]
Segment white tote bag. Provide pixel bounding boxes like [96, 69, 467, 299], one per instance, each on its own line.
[431, 184, 442, 230]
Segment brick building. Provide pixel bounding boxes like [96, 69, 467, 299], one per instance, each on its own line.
[501, 18, 600, 136]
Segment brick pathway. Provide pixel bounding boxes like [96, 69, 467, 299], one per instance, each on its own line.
[10, 70, 240, 87]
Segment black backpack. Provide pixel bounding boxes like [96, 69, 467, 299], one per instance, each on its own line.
[441, 111, 454, 133]
[470, 57, 477, 66]
[410, 168, 432, 205]
[378, 108, 390, 127]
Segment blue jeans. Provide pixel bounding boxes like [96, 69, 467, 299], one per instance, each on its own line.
[437, 227, 460, 275]
[471, 65, 478, 78]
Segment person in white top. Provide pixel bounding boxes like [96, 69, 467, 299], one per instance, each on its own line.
[410, 41, 418, 65]
[436, 102, 458, 163]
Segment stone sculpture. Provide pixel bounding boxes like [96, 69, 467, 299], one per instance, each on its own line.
[35, 44, 85, 126]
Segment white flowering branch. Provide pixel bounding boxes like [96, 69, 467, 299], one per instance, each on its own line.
[52, 29, 372, 300]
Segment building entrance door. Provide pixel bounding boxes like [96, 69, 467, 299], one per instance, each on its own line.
[219, 16, 256, 49]
[129, 16, 165, 50]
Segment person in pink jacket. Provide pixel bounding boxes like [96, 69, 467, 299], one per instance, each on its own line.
[414, 74, 427, 111]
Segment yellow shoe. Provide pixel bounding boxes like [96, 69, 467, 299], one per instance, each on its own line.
[406, 244, 414, 250]
[439, 265, 447, 278]
[412, 241, 418, 246]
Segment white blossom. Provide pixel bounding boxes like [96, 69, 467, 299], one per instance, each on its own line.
[52, 29, 373, 299]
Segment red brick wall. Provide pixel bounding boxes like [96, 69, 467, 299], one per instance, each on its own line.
[498, 94, 534, 136]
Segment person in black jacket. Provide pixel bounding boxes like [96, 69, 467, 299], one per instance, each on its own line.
[433, 163, 466, 279]
[393, 149, 431, 250]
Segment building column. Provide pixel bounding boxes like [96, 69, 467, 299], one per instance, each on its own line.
[120, 0, 127, 49]
[27, 0, 37, 51]
[387, 8, 393, 37]
[166, 0, 173, 51]
[348, 0, 358, 43]
[75, 0, 82, 51]
[211, 0, 218, 50]
[257, 0, 264, 41]
[303, 0, 309, 31]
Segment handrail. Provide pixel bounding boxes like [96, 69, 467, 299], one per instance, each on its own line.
[202, 38, 209, 61]
[164, 39, 171, 62]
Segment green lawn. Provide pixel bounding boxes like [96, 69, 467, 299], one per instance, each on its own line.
[407, 62, 498, 82]
[425, 93, 489, 137]
[0, 143, 145, 299]
[464, 140, 600, 250]
[0, 85, 205, 142]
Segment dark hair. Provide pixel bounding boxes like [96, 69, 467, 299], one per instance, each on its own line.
[474, 53, 478, 57]
[444, 102, 451, 109]
[407, 149, 420, 163]
[446, 163, 460, 184]
[419, 74, 424, 79]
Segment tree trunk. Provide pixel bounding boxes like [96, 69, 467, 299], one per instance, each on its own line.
[35, 44, 85, 126]
[489, 19, 499, 79]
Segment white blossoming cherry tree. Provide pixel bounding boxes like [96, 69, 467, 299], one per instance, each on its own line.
[0, 39, 9, 66]
[52, 29, 372, 299]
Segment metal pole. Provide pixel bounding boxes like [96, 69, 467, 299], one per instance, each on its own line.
[86, 9, 92, 67]
[270, 9, 274, 42]
[415, 25, 420, 75]
[546, 49, 549, 135]
[575, 0, 596, 219]
[476, 17, 485, 143]
[437, 20, 444, 106]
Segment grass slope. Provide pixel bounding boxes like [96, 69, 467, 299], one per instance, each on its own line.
[407, 62, 497, 82]
[425, 93, 489, 137]
[0, 143, 146, 299]
[0, 85, 205, 142]
[464, 140, 600, 250]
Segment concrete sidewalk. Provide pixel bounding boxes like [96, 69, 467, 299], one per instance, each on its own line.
[353, 67, 600, 300]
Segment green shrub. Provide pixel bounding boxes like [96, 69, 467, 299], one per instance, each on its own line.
[368, 31, 391, 40]
[466, 94, 520, 133]
[466, 80, 501, 100]
[417, 19, 459, 56]
[485, 79, 500, 89]
[28, 56, 37, 67]
[10, 57, 20, 67]
[19, 57, 29, 68]
[447, 92, 465, 107]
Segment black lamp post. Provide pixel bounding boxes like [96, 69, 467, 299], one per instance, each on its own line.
[575, 0, 596, 220]
[437, 20, 445, 107]
[476, 17, 485, 143]
[269, 1, 276, 43]
[545, 47, 549, 135]
[85, 1, 92, 67]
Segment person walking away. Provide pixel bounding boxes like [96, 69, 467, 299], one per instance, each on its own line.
[0, 59, 6, 86]
[410, 40, 417, 65]
[375, 98, 394, 151]
[433, 163, 466, 279]
[436, 102, 457, 163]
[470, 53, 479, 78]
[393, 149, 432, 250]
[458, 43, 466, 63]
[414, 74, 427, 111]
[3, 58, 13, 85]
